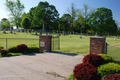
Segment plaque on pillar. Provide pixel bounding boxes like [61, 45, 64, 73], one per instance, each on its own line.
[39, 35, 52, 52]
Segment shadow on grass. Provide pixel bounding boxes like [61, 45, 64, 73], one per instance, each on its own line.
[0, 52, 44, 57]
[50, 51, 77, 56]
[31, 34, 39, 36]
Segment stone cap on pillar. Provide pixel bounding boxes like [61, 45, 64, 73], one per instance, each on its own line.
[90, 37, 106, 38]
[39, 35, 52, 37]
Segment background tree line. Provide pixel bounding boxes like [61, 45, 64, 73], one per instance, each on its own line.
[0, 0, 119, 35]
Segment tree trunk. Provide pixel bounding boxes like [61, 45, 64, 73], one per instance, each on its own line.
[71, 23, 73, 34]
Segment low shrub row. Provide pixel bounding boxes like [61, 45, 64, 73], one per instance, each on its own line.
[69, 53, 120, 80]
[8, 44, 39, 53]
[0, 44, 40, 56]
[0, 49, 9, 56]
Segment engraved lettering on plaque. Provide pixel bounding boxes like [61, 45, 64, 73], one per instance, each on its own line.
[40, 42, 45, 47]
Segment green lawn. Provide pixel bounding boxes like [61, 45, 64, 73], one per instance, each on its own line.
[0, 31, 120, 61]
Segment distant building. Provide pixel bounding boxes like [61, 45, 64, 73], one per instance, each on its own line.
[13, 26, 24, 30]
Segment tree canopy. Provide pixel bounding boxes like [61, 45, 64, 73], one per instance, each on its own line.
[1, 18, 10, 29]
[58, 14, 71, 31]
[5, 0, 24, 28]
[29, 1, 59, 30]
[88, 7, 117, 35]
[21, 17, 31, 29]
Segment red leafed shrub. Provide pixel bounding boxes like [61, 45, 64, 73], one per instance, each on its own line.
[16, 44, 28, 53]
[73, 63, 101, 80]
[104, 74, 120, 80]
[83, 53, 105, 67]
[0, 49, 9, 55]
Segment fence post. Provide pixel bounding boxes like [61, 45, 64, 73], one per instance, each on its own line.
[58, 36, 60, 50]
[53, 36, 54, 50]
[105, 43, 107, 54]
[6, 38, 7, 49]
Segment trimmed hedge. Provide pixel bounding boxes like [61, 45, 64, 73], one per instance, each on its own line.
[97, 54, 114, 63]
[73, 63, 101, 80]
[104, 74, 120, 80]
[8, 46, 18, 53]
[28, 47, 39, 53]
[98, 62, 120, 77]
[83, 53, 105, 67]
[0, 46, 4, 49]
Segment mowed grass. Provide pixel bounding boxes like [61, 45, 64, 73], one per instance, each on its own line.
[0, 31, 120, 56]
[0, 31, 39, 49]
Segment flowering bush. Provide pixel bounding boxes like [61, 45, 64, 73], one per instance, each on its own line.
[83, 53, 105, 67]
[104, 74, 120, 80]
[97, 54, 114, 63]
[16, 44, 28, 53]
[98, 62, 120, 77]
[73, 63, 101, 80]
[0, 49, 9, 55]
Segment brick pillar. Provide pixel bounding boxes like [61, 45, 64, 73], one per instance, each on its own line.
[39, 35, 52, 52]
[90, 37, 106, 54]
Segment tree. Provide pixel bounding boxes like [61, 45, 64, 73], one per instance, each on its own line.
[88, 7, 116, 35]
[21, 17, 31, 29]
[5, 0, 24, 29]
[1, 18, 10, 29]
[67, 3, 78, 33]
[77, 4, 94, 33]
[30, 1, 59, 30]
[27, 7, 36, 23]
[58, 14, 71, 32]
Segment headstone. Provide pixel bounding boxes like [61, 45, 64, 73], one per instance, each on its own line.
[95, 32, 97, 37]
[3, 29, 6, 33]
[62, 31, 65, 36]
[10, 27, 13, 33]
[40, 31, 42, 35]
[14, 29, 16, 34]
[114, 37, 116, 41]
[36, 31, 37, 35]
[59, 33, 61, 36]
[75, 32, 78, 35]
[22, 29, 24, 33]
[46, 32, 48, 35]
[42, 24, 46, 33]
[32, 30, 34, 32]
[29, 30, 31, 33]
[49, 31, 52, 34]
[53, 32, 55, 35]
[80, 36, 82, 39]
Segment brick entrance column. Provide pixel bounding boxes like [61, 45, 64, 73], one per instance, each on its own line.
[39, 35, 52, 52]
[90, 37, 106, 54]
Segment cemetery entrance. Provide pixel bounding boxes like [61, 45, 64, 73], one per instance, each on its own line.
[52, 36, 60, 50]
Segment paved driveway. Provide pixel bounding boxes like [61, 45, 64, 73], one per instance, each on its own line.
[0, 52, 84, 80]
